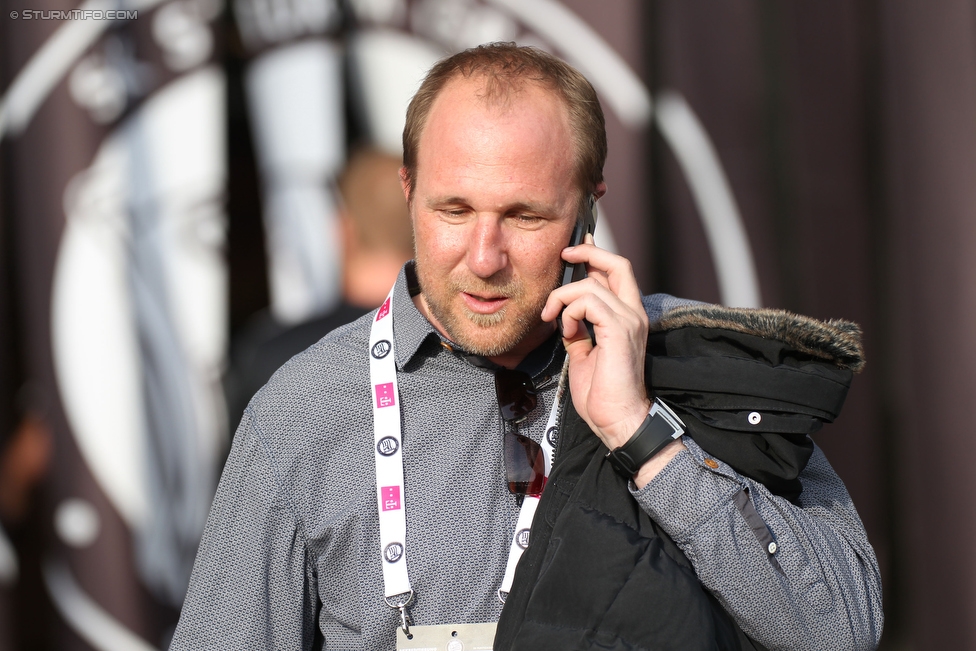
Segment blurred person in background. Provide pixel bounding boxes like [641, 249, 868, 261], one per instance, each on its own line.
[224, 147, 413, 431]
[0, 389, 53, 651]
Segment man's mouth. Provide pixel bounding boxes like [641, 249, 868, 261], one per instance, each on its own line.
[461, 291, 508, 315]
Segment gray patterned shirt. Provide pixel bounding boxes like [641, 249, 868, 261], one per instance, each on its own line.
[171, 265, 883, 650]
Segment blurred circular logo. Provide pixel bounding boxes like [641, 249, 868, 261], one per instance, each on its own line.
[384, 542, 404, 563]
[377, 436, 399, 456]
[371, 340, 392, 359]
[546, 426, 558, 448]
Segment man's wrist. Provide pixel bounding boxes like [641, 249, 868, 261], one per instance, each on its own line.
[605, 399, 686, 481]
[632, 438, 686, 489]
[602, 399, 652, 450]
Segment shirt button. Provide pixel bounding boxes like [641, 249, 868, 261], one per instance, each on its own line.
[748, 412, 762, 425]
[767, 541, 778, 554]
[704, 458, 719, 469]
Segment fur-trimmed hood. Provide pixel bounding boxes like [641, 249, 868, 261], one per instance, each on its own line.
[655, 304, 865, 373]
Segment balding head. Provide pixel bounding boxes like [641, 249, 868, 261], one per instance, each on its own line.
[401, 42, 607, 203]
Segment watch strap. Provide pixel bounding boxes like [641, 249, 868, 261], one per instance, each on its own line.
[605, 398, 685, 479]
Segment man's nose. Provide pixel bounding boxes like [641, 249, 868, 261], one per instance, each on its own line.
[465, 215, 508, 279]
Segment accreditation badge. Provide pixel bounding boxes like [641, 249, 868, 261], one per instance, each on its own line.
[396, 623, 497, 651]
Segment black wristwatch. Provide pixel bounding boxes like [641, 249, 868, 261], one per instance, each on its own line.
[605, 398, 686, 479]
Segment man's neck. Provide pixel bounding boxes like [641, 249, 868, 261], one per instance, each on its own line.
[486, 323, 559, 369]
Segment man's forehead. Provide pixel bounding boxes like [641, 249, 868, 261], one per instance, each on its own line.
[405, 72, 578, 208]
[417, 76, 573, 159]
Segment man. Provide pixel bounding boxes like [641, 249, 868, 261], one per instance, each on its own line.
[224, 147, 413, 429]
[171, 44, 882, 650]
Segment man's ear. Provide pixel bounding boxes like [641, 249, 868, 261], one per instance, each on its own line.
[399, 166, 412, 204]
[593, 182, 608, 201]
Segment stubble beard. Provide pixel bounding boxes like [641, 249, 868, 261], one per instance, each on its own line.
[416, 263, 561, 357]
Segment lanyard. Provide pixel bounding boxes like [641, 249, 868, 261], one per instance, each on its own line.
[368, 280, 562, 634]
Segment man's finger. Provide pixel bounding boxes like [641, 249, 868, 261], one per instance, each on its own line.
[557, 290, 642, 341]
[561, 243, 643, 309]
[543, 276, 630, 324]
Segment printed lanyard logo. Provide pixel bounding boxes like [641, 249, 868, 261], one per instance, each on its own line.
[375, 382, 396, 408]
[381, 486, 402, 511]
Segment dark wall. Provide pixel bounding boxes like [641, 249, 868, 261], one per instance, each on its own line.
[645, 1, 976, 648]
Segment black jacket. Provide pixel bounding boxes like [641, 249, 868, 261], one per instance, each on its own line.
[494, 304, 864, 651]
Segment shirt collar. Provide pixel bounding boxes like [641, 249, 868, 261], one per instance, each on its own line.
[391, 262, 442, 370]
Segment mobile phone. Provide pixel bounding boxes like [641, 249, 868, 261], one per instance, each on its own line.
[560, 194, 598, 287]
[559, 194, 598, 341]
